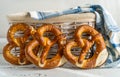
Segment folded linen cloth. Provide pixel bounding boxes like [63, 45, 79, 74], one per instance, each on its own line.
[7, 12, 95, 23]
[7, 5, 120, 68]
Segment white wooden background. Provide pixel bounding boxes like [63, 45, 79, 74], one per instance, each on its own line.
[0, 0, 120, 37]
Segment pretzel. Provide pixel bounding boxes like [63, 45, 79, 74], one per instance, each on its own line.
[64, 24, 108, 68]
[25, 24, 66, 68]
[3, 23, 35, 65]
[7, 23, 35, 46]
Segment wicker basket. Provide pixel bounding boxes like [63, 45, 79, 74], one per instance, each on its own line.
[7, 12, 96, 60]
[7, 12, 95, 59]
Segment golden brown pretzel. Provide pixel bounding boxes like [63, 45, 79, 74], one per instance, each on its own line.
[3, 43, 30, 65]
[3, 23, 35, 65]
[64, 24, 108, 68]
[34, 24, 63, 46]
[7, 23, 35, 46]
[25, 24, 66, 68]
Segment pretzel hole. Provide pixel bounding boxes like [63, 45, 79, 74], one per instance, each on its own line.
[34, 44, 58, 59]
[11, 47, 20, 57]
[14, 31, 24, 38]
[46, 44, 58, 59]
[81, 33, 92, 40]
[43, 32, 55, 40]
[71, 47, 81, 56]
[70, 44, 96, 59]
[35, 45, 42, 56]
[85, 44, 96, 59]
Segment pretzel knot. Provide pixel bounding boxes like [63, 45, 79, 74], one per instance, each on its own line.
[25, 24, 66, 68]
[64, 25, 108, 68]
[3, 23, 36, 65]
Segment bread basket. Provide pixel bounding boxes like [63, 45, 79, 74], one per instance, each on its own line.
[6, 12, 95, 59]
